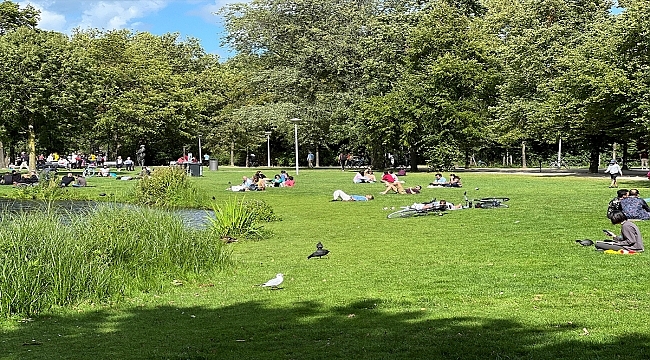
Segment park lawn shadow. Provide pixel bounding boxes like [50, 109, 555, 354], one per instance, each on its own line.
[3, 298, 649, 359]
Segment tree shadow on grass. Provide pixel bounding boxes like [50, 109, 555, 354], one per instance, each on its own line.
[3, 298, 649, 359]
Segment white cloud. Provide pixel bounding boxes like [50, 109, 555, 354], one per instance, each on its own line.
[79, 1, 168, 30]
[20, 0, 170, 33]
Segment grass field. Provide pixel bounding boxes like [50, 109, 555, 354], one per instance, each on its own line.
[2, 168, 650, 359]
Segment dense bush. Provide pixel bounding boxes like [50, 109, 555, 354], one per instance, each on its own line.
[0, 206, 230, 317]
[132, 167, 199, 207]
[242, 199, 282, 223]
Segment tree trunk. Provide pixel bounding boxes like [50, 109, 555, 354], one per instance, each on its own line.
[522, 141, 527, 168]
[28, 122, 36, 171]
[409, 146, 418, 172]
[589, 137, 602, 173]
[464, 150, 470, 168]
[622, 142, 629, 170]
[0, 141, 5, 169]
[230, 142, 235, 166]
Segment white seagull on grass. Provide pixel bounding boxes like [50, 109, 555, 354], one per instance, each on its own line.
[261, 273, 284, 289]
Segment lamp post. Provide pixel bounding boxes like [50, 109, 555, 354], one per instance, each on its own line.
[197, 135, 202, 163]
[264, 131, 272, 167]
[290, 118, 301, 175]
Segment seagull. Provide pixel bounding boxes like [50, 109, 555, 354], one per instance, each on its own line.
[308, 248, 330, 259]
[316, 241, 323, 250]
[261, 273, 284, 289]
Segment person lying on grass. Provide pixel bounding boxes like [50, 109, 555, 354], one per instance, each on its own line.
[412, 199, 463, 211]
[381, 183, 422, 195]
[332, 190, 374, 201]
[595, 211, 644, 252]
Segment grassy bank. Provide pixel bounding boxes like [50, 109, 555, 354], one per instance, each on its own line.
[2, 168, 650, 359]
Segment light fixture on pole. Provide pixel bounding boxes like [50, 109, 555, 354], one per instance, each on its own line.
[198, 135, 202, 164]
[264, 131, 272, 167]
[290, 118, 301, 175]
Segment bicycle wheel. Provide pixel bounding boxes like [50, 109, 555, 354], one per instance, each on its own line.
[387, 208, 419, 219]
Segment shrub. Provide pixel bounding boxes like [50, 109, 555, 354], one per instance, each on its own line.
[132, 167, 199, 207]
[242, 199, 282, 223]
[14, 175, 64, 201]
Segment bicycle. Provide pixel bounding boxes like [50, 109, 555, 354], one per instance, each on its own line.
[469, 197, 509, 209]
[386, 199, 447, 219]
[82, 165, 96, 177]
[549, 158, 569, 169]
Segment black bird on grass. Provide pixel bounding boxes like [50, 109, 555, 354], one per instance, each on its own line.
[308, 242, 330, 259]
[575, 239, 594, 247]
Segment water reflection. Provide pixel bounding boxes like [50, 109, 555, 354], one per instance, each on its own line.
[0, 199, 215, 229]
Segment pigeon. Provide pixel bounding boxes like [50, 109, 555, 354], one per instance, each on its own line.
[316, 241, 323, 250]
[261, 273, 284, 289]
[575, 239, 594, 247]
[308, 248, 330, 259]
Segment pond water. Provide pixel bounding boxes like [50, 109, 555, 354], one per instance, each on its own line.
[0, 199, 216, 229]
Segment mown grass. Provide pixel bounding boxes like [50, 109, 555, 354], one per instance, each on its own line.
[2, 168, 650, 359]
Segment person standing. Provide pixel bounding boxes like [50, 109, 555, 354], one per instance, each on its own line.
[136, 145, 146, 167]
[641, 149, 649, 170]
[203, 153, 210, 166]
[338, 152, 346, 171]
[307, 151, 315, 168]
[605, 159, 622, 188]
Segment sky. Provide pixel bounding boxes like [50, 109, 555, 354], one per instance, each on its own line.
[18, 0, 245, 60]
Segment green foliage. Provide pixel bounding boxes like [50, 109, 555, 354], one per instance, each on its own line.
[424, 145, 461, 172]
[13, 176, 64, 201]
[132, 167, 199, 207]
[0, 206, 230, 317]
[242, 198, 282, 223]
[208, 197, 268, 240]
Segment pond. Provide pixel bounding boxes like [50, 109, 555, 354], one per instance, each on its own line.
[0, 199, 216, 229]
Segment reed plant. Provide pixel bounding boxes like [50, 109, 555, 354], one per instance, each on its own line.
[0, 205, 230, 317]
[208, 197, 270, 240]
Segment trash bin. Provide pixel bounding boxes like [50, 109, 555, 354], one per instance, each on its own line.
[209, 159, 218, 171]
[189, 163, 202, 177]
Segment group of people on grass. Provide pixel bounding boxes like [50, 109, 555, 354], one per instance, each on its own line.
[229, 170, 295, 192]
[428, 173, 462, 188]
[333, 169, 462, 204]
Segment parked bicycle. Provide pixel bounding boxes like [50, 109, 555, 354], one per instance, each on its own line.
[82, 165, 96, 177]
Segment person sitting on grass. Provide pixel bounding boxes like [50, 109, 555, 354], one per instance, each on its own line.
[61, 172, 75, 187]
[363, 168, 377, 182]
[428, 173, 447, 187]
[353, 170, 372, 183]
[99, 165, 111, 177]
[607, 189, 628, 219]
[73, 174, 87, 187]
[445, 175, 462, 188]
[595, 211, 644, 252]
[284, 176, 295, 187]
[272, 174, 283, 187]
[621, 188, 650, 220]
[332, 190, 374, 201]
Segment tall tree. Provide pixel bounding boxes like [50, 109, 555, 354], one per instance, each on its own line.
[0, 0, 38, 34]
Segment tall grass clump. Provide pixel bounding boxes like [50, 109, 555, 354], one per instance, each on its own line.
[0, 206, 230, 317]
[209, 198, 278, 240]
[132, 167, 200, 207]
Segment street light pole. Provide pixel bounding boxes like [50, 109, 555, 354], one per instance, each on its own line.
[290, 118, 301, 175]
[198, 135, 202, 163]
[265, 131, 272, 167]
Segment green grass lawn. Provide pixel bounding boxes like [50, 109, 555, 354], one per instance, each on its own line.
[2, 168, 650, 359]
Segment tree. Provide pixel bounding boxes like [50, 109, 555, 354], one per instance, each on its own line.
[0, 0, 38, 34]
[0, 27, 94, 169]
